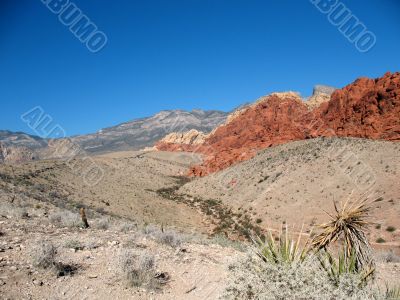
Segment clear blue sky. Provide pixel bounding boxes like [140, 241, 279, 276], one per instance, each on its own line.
[1, 0, 399, 137]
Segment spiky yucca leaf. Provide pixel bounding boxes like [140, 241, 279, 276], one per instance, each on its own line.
[311, 195, 376, 270]
[318, 248, 374, 285]
[253, 225, 311, 265]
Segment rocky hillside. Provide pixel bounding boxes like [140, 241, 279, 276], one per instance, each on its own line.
[0, 130, 47, 149]
[180, 138, 400, 241]
[157, 72, 400, 176]
[0, 143, 36, 164]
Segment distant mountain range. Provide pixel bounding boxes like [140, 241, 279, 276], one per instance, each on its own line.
[0, 109, 228, 163]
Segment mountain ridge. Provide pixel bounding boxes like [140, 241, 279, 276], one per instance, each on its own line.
[0, 109, 228, 163]
[156, 72, 400, 176]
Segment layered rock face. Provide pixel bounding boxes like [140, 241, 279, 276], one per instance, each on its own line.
[159, 129, 207, 146]
[156, 72, 400, 176]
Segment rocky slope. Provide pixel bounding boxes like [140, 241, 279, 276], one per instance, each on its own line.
[0, 130, 48, 149]
[180, 138, 400, 240]
[157, 72, 400, 176]
[0, 143, 36, 164]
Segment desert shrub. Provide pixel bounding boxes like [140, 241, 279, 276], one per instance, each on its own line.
[386, 226, 396, 233]
[154, 230, 183, 248]
[142, 224, 160, 236]
[318, 249, 374, 286]
[223, 252, 375, 300]
[94, 217, 111, 230]
[118, 249, 159, 290]
[224, 198, 383, 299]
[376, 238, 386, 244]
[119, 221, 137, 233]
[376, 251, 400, 263]
[64, 239, 83, 251]
[30, 240, 57, 269]
[84, 238, 102, 250]
[49, 210, 81, 228]
[0, 201, 28, 218]
[209, 234, 246, 252]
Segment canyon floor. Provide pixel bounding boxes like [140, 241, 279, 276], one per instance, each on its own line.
[0, 137, 399, 299]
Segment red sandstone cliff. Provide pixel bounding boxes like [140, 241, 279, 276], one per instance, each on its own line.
[156, 72, 400, 176]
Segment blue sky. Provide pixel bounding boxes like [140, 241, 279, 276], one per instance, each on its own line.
[1, 0, 399, 137]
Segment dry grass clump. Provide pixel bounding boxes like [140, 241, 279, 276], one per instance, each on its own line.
[118, 249, 160, 290]
[154, 229, 183, 248]
[142, 224, 160, 235]
[207, 234, 246, 252]
[119, 221, 137, 233]
[94, 217, 111, 230]
[64, 239, 83, 251]
[142, 224, 184, 248]
[30, 240, 57, 269]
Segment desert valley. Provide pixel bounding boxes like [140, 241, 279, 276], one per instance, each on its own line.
[0, 72, 399, 299]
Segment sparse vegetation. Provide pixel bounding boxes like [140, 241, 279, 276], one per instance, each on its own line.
[119, 221, 137, 233]
[30, 241, 57, 269]
[377, 251, 400, 263]
[156, 182, 264, 240]
[224, 197, 385, 299]
[386, 226, 396, 232]
[94, 217, 111, 230]
[49, 210, 82, 228]
[384, 285, 400, 299]
[64, 239, 83, 251]
[118, 249, 161, 290]
[154, 229, 183, 248]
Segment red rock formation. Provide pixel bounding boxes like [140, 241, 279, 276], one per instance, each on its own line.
[156, 72, 400, 176]
[314, 72, 400, 140]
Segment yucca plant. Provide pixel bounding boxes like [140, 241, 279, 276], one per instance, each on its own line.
[318, 248, 374, 286]
[311, 195, 376, 271]
[252, 225, 311, 265]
